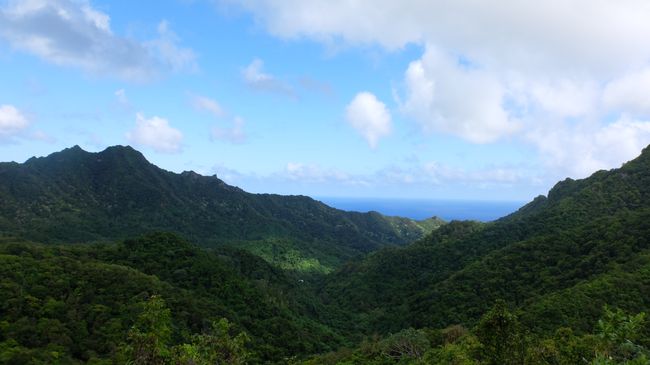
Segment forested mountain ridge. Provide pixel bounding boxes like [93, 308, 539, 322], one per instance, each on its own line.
[0, 145, 441, 270]
[4, 145, 650, 364]
[317, 145, 650, 336]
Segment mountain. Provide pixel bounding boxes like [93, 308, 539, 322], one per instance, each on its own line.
[0, 145, 442, 271]
[4, 144, 650, 364]
[316, 145, 650, 336]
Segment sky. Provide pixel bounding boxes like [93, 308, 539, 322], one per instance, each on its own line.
[1, 0, 650, 201]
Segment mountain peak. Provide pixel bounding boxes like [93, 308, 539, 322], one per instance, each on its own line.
[24, 144, 89, 165]
[96, 145, 149, 166]
[58, 144, 88, 156]
[99, 145, 147, 161]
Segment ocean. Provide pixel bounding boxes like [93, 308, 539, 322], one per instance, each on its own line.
[317, 197, 526, 222]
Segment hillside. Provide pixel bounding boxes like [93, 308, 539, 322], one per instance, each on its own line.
[316, 145, 650, 336]
[0, 233, 342, 363]
[0, 145, 441, 271]
[4, 145, 650, 364]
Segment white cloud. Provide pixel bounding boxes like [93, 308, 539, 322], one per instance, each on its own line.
[226, 0, 650, 180]
[242, 58, 295, 97]
[284, 162, 357, 184]
[377, 162, 526, 187]
[603, 68, 650, 117]
[210, 159, 534, 199]
[0, 104, 30, 138]
[0, 104, 55, 143]
[400, 46, 519, 143]
[190, 94, 246, 144]
[113, 88, 132, 111]
[115, 89, 128, 104]
[145, 20, 197, 73]
[0, 0, 196, 81]
[126, 112, 183, 153]
[29, 129, 55, 143]
[345, 92, 391, 148]
[529, 79, 599, 118]
[211, 116, 246, 144]
[191, 94, 224, 118]
[527, 117, 650, 178]
[226, 0, 650, 76]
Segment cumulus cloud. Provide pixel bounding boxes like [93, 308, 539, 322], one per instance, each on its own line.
[603, 68, 650, 117]
[400, 46, 519, 143]
[345, 92, 391, 148]
[0, 0, 196, 81]
[242, 58, 295, 97]
[225, 0, 650, 179]
[0, 104, 30, 138]
[126, 112, 183, 153]
[211, 116, 246, 144]
[529, 79, 599, 119]
[528, 117, 650, 178]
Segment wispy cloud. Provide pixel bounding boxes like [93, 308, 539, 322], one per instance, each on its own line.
[211, 116, 246, 144]
[113, 89, 132, 111]
[191, 93, 247, 144]
[242, 58, 295, 97]
[210, 159, 539, 200]
[191, 94, 224, 118]
[145, 20, 198, 73]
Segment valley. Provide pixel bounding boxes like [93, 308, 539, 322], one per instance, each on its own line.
[1, 145, 650, 364]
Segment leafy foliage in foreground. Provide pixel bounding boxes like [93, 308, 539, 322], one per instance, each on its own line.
[121, 296, 251, 365]
[301, 304, 650, 365]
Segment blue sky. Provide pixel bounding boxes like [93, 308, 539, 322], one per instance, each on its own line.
[2, 0, 650, 201]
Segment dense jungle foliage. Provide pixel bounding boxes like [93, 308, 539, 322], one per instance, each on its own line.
[2, 145, 650, 364]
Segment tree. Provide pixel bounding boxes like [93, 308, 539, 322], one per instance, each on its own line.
[173, 318, 251, 365]
[122, 295, 172, 365]
[592, 307, 649, 364]
[380, 327, 429, 361]
[474, 300, 524, 365]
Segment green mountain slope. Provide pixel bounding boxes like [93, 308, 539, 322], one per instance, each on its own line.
[0, 233, 340, 363]
[0, 145, 440, 270]
[5, 144, 650, 363]
[318, 146, 650, 336]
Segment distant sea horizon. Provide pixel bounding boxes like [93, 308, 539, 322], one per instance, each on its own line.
[317, 197, 526, 222]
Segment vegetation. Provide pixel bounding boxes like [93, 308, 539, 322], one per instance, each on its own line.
[0, 145, 438, 272]
[3, 145, 650, 363]
[0, 233, 340, 363]
[300, 303, 650, 365]
[315, 146, 650, 336]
